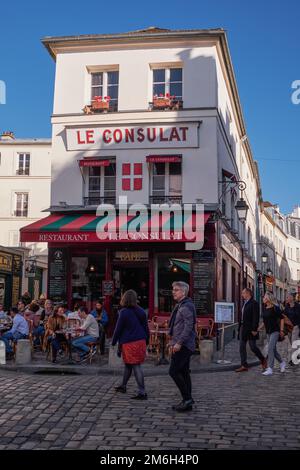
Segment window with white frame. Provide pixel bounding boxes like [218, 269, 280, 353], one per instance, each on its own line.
[151, 162, 182, 202]
[91, 71, 119, 111]
[86, 163, 116, 204]
[152, 68, 182, 100]
[17, 153, 30, 175]
[297, 248, 300, 263]
[15, 192, 28, 217]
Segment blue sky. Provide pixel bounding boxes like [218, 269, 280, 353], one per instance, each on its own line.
[0, 0, 299, 213]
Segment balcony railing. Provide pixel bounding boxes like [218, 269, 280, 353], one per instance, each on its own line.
[83, 196, 116, 206]
[149, 195, 183, 205]
[13, 210, 28, 217]
[16, 169, 30, 175]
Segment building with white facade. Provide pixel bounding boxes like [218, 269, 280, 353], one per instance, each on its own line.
[20, 27, 262, 323]
[0, 131, 51, 302]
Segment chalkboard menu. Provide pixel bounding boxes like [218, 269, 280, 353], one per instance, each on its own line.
[48, 248, 68, 303]
[193, 252, 215, 316]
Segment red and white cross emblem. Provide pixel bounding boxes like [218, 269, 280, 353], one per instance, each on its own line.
[122, 163, 143, 191]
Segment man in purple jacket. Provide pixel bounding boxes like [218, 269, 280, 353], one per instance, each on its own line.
[168, 281, 196, 412]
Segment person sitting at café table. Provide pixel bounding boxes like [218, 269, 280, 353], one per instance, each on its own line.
[40, 299, 54, 325]
[25, 302, 44, 347]
[0, 306, 29, 358]
[90, 301, 108, 354]
[42, 305, 66, 358]
[17, 300, 26, 314]
[72, 306, 99, 362]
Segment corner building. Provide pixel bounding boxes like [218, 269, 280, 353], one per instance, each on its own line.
[20, 27, 261, 325]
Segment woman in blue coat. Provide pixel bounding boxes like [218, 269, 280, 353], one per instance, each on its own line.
[112, 290, 149, 400]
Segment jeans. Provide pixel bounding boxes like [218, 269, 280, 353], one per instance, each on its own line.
[239, 335, 265, 367]
[287, 326, 300, 363]
[267, 332, 282, 369]
[169, 345, 193, 402]
[0, 331, 28, 353]
[51, 333, 67, 360]
[33, 325, 45, 346]
[72, 335, 98, 357]
[122, 363, 146, 395]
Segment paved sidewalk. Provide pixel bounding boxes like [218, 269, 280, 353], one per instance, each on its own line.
[0, 337, 266, 376]
[0, 354, 299, 450]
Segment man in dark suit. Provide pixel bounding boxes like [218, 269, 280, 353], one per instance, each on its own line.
[235, 288, 267, 372]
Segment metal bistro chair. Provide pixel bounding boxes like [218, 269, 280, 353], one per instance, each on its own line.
[196, 318, 215, 351]
[147, 320, 160, 361]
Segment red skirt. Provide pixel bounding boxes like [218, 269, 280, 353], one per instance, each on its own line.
[121, 339, 146, 364]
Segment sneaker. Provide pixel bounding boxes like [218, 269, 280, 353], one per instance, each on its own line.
[288, 360, 295, 367]
[280, 361, 286, 373]
[262, 367, 273, 376]
[90, 347, 97, 357]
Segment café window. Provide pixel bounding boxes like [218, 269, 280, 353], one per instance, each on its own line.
[91, 71, 119, 111]
[71, 255, 106, 310]
[86, 163, 116, 205]
[151, 162, 182, 203]
[14, 192, 28, 217]
[156, 255, 190, 313]
[152, 68, 182, 100]
[17, 153, 30, 175]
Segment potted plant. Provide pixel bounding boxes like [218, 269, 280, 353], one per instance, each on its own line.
[153, 93, 174, 109]
[91, 95, 111, 110]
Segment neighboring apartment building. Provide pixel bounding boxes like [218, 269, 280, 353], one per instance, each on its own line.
[260, 202, 300, 302]
[20, 27, 262, 321]
[0, 131, 51, 300]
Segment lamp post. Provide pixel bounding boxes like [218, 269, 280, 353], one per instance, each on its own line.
[235, 197, 249, 289]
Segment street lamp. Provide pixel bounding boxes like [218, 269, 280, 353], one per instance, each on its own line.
[235, 197, 249, 223]
[261, 251, 268, 264]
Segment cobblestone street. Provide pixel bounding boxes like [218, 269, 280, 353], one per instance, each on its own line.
[0, 362, 299, 450]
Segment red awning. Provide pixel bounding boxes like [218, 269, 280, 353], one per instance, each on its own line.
[146, 155, 182, 163]
[79, 159, 110, 167]
[20, 212, 211, 244]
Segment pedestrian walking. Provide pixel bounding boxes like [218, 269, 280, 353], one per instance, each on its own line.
[112, 290, 149, 400]
[236, 288, 267, 372]
[258, 291, 286, 376]
[284, 293, 300, 367]
[168, 281, 196, 412]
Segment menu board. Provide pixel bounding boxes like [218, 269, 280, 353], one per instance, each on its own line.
[193, 255, 215, 316]
[12, 255, 22, 275]
[48, 248, 67, 303]
[12, 276, 20, 306]
[102, 280, 114, 296]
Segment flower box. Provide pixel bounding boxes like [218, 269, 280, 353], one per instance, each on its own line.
[91, 95, 111, 111]
[153, 97, 171, 108]
[91, 100, 109, 110]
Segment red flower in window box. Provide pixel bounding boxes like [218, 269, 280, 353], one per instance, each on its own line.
[91, 95, 110, 110]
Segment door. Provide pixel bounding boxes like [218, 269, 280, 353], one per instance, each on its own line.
[112, 265, 149, 311]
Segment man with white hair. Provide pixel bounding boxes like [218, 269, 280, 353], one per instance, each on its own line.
[168, 281, 196, 412]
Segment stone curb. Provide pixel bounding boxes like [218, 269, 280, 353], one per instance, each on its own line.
[0, 359, 260, 377]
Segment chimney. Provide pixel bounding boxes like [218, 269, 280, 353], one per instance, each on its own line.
[0, 131, 15, 141]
